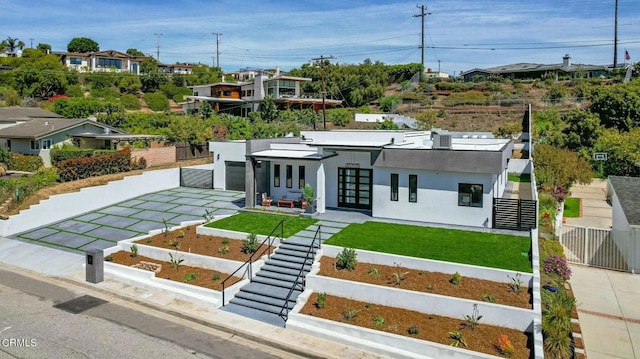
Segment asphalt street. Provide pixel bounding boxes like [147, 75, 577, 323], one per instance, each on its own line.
[0, 268, 297, 359]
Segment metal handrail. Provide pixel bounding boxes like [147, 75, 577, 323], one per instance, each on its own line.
[279, 225, 321, 324]
[221, 220, 284, 305]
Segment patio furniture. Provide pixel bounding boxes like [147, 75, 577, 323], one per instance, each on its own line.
[261, 193, 272, 207]
[277, 199, 294, 208]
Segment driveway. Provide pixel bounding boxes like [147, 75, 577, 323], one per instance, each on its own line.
[565, 178, 612, 229]
[8, 188, 245, 252]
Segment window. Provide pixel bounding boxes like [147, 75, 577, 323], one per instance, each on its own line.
[6, 140, 10, 151]
[70, 57, 82, 65]
[409, 175, 417, 203]
[299, 166, 305, 188]
[97, 58, 122, 68]
[274, 164, 281, 187]
[390, 173, 398, 201]
[41, 139, 52, 150]
[30, 140, 39, 150]
[223, 90, 232, 96]
[286, 165, 293, 188]
[458, 184, 483, 208]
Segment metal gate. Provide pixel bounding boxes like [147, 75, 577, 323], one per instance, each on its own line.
[225, 161, 246, 191]
[560, 225, 628, 272]
[180, 167, 214, 189]
[492, 198, 537, 231]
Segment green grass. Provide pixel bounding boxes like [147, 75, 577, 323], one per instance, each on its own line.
[324, 222, 532, 272]
[563, 198, 581, 218]
[205, 212, 317, 238]
[508, 173, 531, 182]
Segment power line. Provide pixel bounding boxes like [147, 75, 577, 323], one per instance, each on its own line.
[311, 55, 336, 130]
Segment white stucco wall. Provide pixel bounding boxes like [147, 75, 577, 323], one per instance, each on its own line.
[269, 160, 317, 202]
[209, 141, 246, 190]
[372, 168, 494, 228]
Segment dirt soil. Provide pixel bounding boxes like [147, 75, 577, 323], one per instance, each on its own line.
[8, 158, 210, 215]
[318, 257, 532, 309]
[109, 251, 242, 290]
[134, 226, 276, 262]
[301, 294, 531, 358]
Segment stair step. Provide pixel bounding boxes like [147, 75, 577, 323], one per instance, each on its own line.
[252, 275, 301, 289]
[241, 282, 302, 300]
[229, 297, 293, 315]
[260, 264, 310, 277]
[275, 247, 315, 258]
[235, 291, 298, 308]
[256, 270, 301, 283]
[270, 253, 311, 265]
[284, 237, 321, 247]
[266, 259, 312, 271]
[221, 303, 285, 327]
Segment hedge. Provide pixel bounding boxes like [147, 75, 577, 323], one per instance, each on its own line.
[50, 149, 94, 166]
[56, 148, 146, 182]
[10, 153, 44, 172]
[143, 92, 170, 111]
[120, 94, 141, 110]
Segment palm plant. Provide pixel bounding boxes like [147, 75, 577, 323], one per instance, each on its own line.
[4, 37, 25, 56]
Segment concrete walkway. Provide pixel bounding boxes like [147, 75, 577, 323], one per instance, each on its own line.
[565, 179, 612, 229]
[570, 265, 640, 358]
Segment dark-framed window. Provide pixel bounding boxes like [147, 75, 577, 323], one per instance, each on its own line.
[30, 140, 39, 150]
[390, 173, 398, 201]
[97, 58, 121, 68]
[299, 166, 305, 188]
[458, 183, 483, 207]
[409, 174, 417, 203]
[274, 164, 281, 187]
[70, 57, 82, 65]
[286, 165, 293, 188]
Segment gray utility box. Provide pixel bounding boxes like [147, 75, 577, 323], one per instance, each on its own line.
[85, 248, 104, 283]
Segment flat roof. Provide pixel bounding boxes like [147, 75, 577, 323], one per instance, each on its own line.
[311, 140, 392, 148]
[250, 149, 332, 160]
[185, 96, 245, 103]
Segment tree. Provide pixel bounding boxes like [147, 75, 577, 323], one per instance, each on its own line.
[589, 83, 640, 131]
[126, 48, 145, 57]
[561, 109, 602, 152]
[198, 101, 213, 119]
[67, 37, 99, 53]
[140, 57, 158, 74]
[2, 37, 25, 57]
[533, 144, 593, 194]
[259, 95, 278, 123]
[11, 54, 68, 99]
[494, 122, 522, 139]
[140, 71, 168, 92]
[37, 43, 51, 53]
[593, 128, 640, 177]
[374, 120, 398, 130]
[118, 75, 142, 94]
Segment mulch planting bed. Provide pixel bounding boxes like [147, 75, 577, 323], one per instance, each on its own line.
[134, 226, 275, 262]
[108, 251, 243, 290]
[318, 257, 532, 309]
[301, 293, 531, 358]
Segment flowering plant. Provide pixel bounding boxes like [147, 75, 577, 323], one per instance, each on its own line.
[543, 254, 572, 280]
[496, 334, 514, 357]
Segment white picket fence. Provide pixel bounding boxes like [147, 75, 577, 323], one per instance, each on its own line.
[560, 225, 629, 272]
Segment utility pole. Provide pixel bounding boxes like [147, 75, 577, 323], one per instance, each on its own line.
[438, 59, 441, 74]
[29, 38, 34, 49]
[413, 4, 431, 81]
[213, 32, 222, 68]
[613, 0, 619, 68]
[154, 33, 163, 62]
[211, 56, 216, 67]
[311, 55, 336, 130]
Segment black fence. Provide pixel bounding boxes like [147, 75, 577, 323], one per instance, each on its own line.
[180, 168, 214, 189]
[492, 198, 537, 231]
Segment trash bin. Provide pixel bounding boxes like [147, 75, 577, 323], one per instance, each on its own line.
[86, 248, 104, 283]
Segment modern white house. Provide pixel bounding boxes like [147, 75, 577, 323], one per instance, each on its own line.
[210, 130, 519, 228]
[607, 176, 640, 273]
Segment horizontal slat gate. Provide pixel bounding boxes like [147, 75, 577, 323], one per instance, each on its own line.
[492, 198, 537, 231]
[180, 168, 213, 189]
[560, 225, 629, 272]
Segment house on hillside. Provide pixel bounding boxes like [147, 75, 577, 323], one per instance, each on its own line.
[57, 50, 146, 74]
[461, 54, 609, 82]
[0, 118, 126, 166]
[158, 63, 193, 75]
[209, 130, 526, 229]
[0, 107, 63, 130]
[183, 69, 342, 117]
[607, 176, 640, 273]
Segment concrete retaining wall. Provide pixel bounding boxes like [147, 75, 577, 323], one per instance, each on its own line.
[0, 168, 180, 236]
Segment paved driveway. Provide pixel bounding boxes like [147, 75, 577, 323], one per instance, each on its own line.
[9, 188, 245, 252]
[565, 178, 612, 229]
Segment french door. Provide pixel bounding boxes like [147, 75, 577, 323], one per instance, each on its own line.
[338, 168, 372, 210]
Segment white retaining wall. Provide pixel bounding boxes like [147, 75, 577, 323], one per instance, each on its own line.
[507, 159, 531, 175]
[0, 168, 180, 236]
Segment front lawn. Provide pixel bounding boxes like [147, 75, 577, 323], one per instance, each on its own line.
[508, 173, 531, 183]
[563, 198, 581, 218]
[205, 212, 317, 238]
[324, 222, 532, 272]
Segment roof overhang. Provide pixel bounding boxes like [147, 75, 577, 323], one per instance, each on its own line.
[185, 96, 245, 103]
[249, 149, 337, 161]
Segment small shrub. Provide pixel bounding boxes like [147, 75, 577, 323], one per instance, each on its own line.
[218, 246, 230, 255]
[143, 92, 169, 111]
[183, 273, 198, 282]
[104, 255, 113, 262]
[449, 331, 467, 347]
[373, 316, 385, 327]
[177, 230, 185, 239]
[450, 271, 462, 285]
[203, 208, 214, 222]
[496, 334, 515, 357]
[336, 248, 357, 271]
[464, 304, 483, 330]
[408, 325, 420, 335]
[120, 94, 141, 110]
[145, 239, 152, 244]
[212, 274, 221, 281]
[170, 241, 181, 250]
[221, 238, 230, 245]
[482, 294, 496, 303]
[342, 308, 360, 321]
[168, 251, 184, 270]
[508, 273, 523, 294]
[390, 269, 409, 286]
[315, 292, 326, 309]
[368, 267, 380, 278]
[242, 233, 260, 254]
[162, 218, 170, 237]
[543, 255, 572, 280]
[10, 153, 43, 172]
[130, 244, 138, 258]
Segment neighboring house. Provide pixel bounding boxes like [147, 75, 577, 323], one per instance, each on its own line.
[184, 70, 342, 117]
[210, 129, 515, 228]
[354, 113, 419, 129]
[0, 118, 125, 166]
[57, 50, 145, 74]
[0, 107, 64, 148]
[158, 63, 193, 75]
[460, 54, 609, 82]
[227, 68, 279, 82]
[607, 176, 640, 273]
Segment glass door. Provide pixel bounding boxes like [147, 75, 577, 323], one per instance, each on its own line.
[338, 168, 372, 210]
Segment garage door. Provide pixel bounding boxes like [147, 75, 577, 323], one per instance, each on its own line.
[225, 161, 246, 191]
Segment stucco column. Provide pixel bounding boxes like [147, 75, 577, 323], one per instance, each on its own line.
[91, 56, 96, 71]
[316, 162, 326, 213]
[245, 158, 256, 208]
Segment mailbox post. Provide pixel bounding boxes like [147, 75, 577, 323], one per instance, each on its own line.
[85, 248, 104, 283]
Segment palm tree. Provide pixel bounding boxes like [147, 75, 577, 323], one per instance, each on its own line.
[4, 37, 25, 57]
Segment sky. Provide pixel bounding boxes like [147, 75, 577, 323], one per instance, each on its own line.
[2, 0, 639, 75]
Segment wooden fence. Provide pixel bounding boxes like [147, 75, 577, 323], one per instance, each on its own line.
[175, 143, 211, 161]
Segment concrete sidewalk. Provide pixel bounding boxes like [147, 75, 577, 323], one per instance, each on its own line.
[565, 179, 612, 229]
[570, 265, 640, 358]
